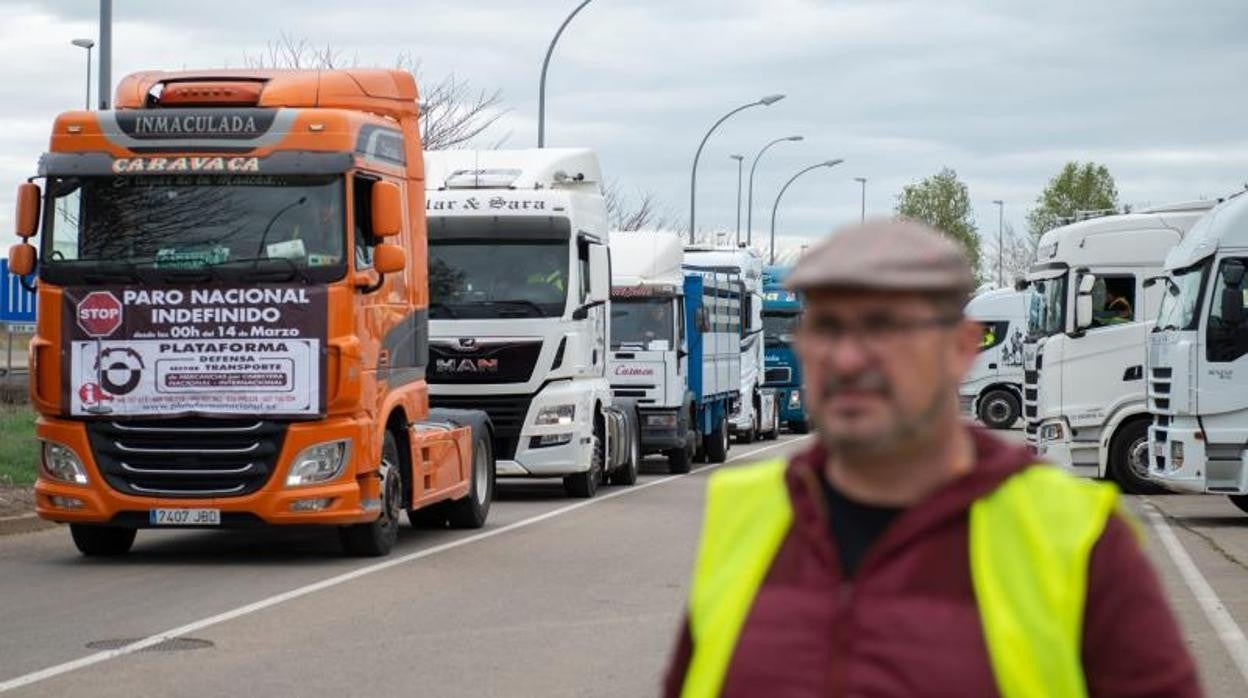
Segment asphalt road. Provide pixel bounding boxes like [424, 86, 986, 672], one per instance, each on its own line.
[2, 430, 1248, 696]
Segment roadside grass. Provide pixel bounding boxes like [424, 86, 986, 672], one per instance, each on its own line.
[0, 404, 38, 486]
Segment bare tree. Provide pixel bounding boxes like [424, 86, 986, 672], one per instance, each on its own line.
[242, 34, 507, 150]
[604, 180, 674, 232]
[981, 222, 1036, 289]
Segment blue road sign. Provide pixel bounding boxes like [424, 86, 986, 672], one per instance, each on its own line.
[0, 259, 36, 324]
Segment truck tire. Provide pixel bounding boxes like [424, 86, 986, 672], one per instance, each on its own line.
[340, 430, 403, 557]
[705, 417, 729, 464]
[70, 524, 136, 557]
[609, 425, 640, 486]
[1110, 420, 1164, 495]
[1228, 495, 1248, 515]
[978, 389, 1020, 430]
[445, 420, 494, 529]
[788, 419, 810, 434]
[564, 429, 603, 498]
[667, 444, 692, 474]
[763, 402, 780, 440]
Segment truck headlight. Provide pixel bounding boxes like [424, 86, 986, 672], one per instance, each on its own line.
[535, 404, 576, 426]
[41, 442, 88, 485]
[1170, 441, 1184, 471]
[286, 440, 351, 487]
[645, 413, 678, 428]
[788, 391, 802, 409]
[1039, 422, 1065, 442]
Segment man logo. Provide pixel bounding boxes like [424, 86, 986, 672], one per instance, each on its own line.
[435, 358, 499, 374]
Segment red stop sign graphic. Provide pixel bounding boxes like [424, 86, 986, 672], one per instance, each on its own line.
[76, 292, 124, 337]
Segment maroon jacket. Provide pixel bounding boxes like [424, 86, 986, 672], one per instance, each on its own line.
[663, 428, 1200, 697]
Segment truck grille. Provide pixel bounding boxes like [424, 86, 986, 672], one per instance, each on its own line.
[1149, 366, 1173, 414]
[1023, 368, 1039, 448]
[611, 384, 658, 404]
[86, 419, 287, 498]
[428, 340, 543, 385]
[764, 367, 792, 385]
[429, 393, 534, 460]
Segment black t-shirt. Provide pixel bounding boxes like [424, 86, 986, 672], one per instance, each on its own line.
[820, 476, 904, 578]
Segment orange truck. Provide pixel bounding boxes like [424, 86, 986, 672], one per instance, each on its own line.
[6, 69, 494, 557]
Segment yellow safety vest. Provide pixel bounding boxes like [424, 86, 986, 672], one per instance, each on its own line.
[683, 459, 1118, 698]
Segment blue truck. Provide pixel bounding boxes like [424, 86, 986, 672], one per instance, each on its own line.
[762, 265, 809, 433]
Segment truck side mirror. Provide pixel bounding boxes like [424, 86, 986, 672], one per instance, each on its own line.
[7, 243, 36, 276]
[1074, 273, 1096, 331]
[1222, 260, 1246, 288]
[588, 244, 610, 303]
[373, 243, 406, 274]
[15, 183, 41, 239]
[371, 181, 402, 238]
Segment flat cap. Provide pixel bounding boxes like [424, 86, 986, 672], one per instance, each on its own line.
[786, 218, 976, 295]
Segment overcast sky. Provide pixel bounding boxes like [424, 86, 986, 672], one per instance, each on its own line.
[1, 0, 1246, 261]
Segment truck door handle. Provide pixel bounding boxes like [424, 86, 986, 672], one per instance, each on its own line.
[1123, 365, 1142, 381]
[988, 363, 998, 370]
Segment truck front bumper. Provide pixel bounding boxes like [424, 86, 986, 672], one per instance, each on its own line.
[777, 387, 806, 423]
[1149, 424, 1247, 494]
[635, 408, 685, 453]
[34, 415, 382, 527]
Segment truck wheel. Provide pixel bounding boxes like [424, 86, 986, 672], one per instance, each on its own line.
[70, 524, 136, 557]
[340, 430, 402, 557]
[705, 417, 729, 463]
[978, 390, 1020, 430]
[1228, 495, 1248, 515]
[1110, 420, 1164, 495]
[763, 402, 780, 441]
[609, 427, 639, 486]
[446, 424, 494, 529]
[564, 430, 603, 498]
[788, 419, 810, 435]
[667, 444, 692, 474]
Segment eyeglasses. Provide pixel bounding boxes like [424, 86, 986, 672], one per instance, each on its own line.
[797, 313, 962, 350]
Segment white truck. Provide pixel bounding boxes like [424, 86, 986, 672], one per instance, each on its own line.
[682, 245, 778, 444]
[422, 148, 640, 498]
[1022, 201, 1216, 493]
[960, 288, 1027, 429]
[1147, 192, 1248, 511]
[607, 232, 764, 473]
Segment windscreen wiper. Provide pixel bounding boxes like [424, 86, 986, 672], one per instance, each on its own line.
[79, 261, 142, 284]
[485, 299, 545, 317]
[211, 257, 312, 284]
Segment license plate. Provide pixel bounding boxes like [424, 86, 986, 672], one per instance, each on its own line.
[149, 509, 221, 526]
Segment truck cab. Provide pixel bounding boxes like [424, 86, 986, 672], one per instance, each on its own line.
[1022, 201, 1215, 493]
[422, 149, 638, 498]
[960, 288, 1026, 429]
[761, 265, 807, 433]
[1147, 192, 1248, 511]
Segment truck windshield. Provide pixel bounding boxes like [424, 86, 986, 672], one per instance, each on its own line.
[40, 174, 346, 284]
[611, 298, 674, 349]
[1027, 274, 1067, 341]
[1156, 262, 1209, 332]
[763, 312, 799, 345]
[428, 217, 571, 319]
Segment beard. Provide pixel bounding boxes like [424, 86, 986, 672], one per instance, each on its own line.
[817, 370, 951, 457]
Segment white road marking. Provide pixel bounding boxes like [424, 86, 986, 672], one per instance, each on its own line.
[0, 435, 811, 693]
[1143, 500, 1248, 685]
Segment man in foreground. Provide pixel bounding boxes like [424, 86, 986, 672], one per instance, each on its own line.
[664, 219, 1198, 697]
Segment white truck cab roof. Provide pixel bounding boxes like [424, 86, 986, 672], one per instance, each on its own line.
[423, 148, 602, 193]
[683, 245, 764, 286]
[965, 288, 1026, 320]
[1164, 192, 1248, 271]
[1030, 200, 1218, 275]
[610, 231, 684, 289]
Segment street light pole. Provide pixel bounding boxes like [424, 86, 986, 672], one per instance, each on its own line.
[71, 38, 95, 110]
[993, 199, 1005, 286]
[853, 177, 867, 223]
[98, 0, 112, 110]
[689, 95, 785, 245]
[538, 0, 594, 148]
[770, 159, 844, 264]
[730, 154, 745, 246]
[746, 134, 803, 246]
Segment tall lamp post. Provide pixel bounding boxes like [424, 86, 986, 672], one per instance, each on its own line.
[689, 95, 786, 244]
[730, 154, 745, 246]
[537, 0, 594, 148]
[770, 159, 844, 264]
[71, 38, 94, 110]
[746, 135, 803, 246]
[853, 176, 867, 223]
[992, 199, 1005, 286]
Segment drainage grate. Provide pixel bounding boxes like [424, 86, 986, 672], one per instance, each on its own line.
[86, 637, 214, 652]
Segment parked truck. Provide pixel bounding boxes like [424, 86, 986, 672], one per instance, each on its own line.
[960, 288, 1026, 429]
[6, 68, 494, 557]
[607, 231, 748, 473]
[421, 149, 640, 498]
[683, 245, 777, 443]
[761, 265, 807, 433]
[1021, 200, 1215, 493]
[1147, 192, 1248, 510]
